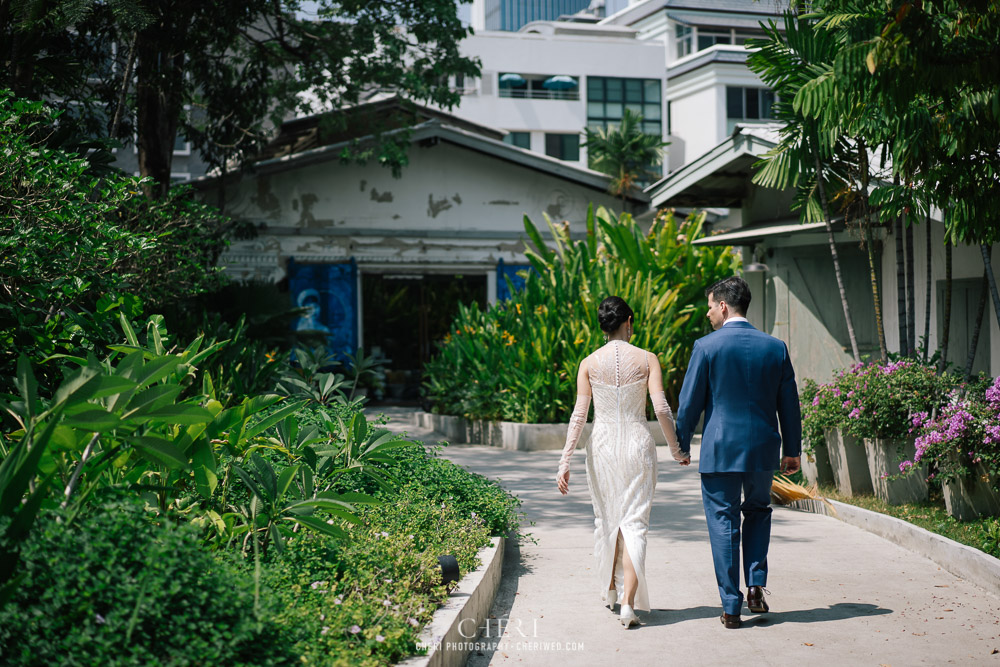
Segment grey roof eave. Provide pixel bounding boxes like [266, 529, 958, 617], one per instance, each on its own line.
[645, 127, 777, 208]
[192, 119, 647, 203]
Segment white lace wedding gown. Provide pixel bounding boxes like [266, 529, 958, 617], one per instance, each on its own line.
[558, 341, 683, 612]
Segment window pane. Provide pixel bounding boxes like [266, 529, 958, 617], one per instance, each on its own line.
[760, 89, 776, 118]
[644, 79, 660, 101]
[666, 101, 672, 135]
[562, 135, 580, 162]
[504, 132, 530, 149]
[625, 79, 642, 102]
[643, 103, 660, 121]
[607, 80, 623, 102]
[545, 133, 561, 158]
[726, 87, 743, 119]
[625, 102, 642, 115]
[697, 35, 715, 51]
[605, 102, 623, 119]
[642, 121, 661, 136]
[587, 102, 605, 118]
[745, 88, 760, 119]
[174, 133, 188, 152]
[587, 77, 604, 101]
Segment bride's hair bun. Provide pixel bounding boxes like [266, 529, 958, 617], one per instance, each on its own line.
[598, 296, 634, 333]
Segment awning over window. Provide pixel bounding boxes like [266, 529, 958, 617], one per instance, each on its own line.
[692, 221, 829, 246]
[667, 11, 779, 32]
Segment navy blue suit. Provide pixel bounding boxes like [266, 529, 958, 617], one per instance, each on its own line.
[676, 320, 801, 614]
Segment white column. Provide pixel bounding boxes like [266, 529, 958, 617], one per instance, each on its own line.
[486, 269, 498, 305]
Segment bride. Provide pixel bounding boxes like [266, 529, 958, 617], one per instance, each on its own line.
[556, 296, 690, 628]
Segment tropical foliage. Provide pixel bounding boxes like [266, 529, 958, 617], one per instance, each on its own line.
[582, 109, 669, 208]
[424, 206, 739, 423]
[0, 89, 522, 664]
[749, 2, 1000, 365]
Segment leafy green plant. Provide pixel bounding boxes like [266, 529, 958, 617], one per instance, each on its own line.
[0, 93, 230, 395]
[424, 206, 739, 422]
[0, 498, 286, 666]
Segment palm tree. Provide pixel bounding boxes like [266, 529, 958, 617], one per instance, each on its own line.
[747, 14, 862, 364]
[581, 109, 668, 212]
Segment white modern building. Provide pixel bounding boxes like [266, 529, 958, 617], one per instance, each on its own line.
[448, 21, 666, 171]
[599, 0, 787, 172]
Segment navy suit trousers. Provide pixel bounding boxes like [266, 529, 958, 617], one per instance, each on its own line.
[700, 470, 773, 615]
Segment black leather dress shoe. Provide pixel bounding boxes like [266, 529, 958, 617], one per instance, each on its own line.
[720, 612, 741, 629]
[747, 586, 769, 614]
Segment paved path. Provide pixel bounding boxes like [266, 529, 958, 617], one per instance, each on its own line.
[370, 407, 1000, 666]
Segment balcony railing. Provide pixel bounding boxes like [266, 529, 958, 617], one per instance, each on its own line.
[498, 88, 580, 101]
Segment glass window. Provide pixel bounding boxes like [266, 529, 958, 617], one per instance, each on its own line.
[588, 77, 604, 101]
[745, 88, 760, 119]
[760, 89, 776, 118]
[675, 24, 693, 59]
[545, 133, 580, 162]
[586, 76, 663, 138]
[625, 79, 643, 103]
[726, 86, 778, 122]
[697, 32, 731, 52]
[643, 79, 661, 100]
[503, 132, 530, 150]
[726, 87, 743, 119]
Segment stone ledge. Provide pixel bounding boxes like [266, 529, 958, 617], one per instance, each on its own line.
[788, 498, 1000, 598]
[415, 412, 670, 451]
[398, 535, 505, 667]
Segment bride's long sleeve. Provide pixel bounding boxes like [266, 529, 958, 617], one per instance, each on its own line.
[558, 393, 591, 476]
[651, 390, 688, 461]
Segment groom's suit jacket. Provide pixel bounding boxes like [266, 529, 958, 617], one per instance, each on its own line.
[676, 321, 801, 473]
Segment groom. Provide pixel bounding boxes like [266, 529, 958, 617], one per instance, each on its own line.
[676, 276, 801, 629]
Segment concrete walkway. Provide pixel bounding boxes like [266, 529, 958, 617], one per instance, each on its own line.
[370, 407, 1000, 666]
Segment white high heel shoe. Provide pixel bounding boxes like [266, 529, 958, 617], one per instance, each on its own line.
[606, 588, 618, 610]
[619, 604, 639, 628]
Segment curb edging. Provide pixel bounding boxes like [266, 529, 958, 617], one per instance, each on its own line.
[788, 498, 1000, 597]
[415, 411, 670, 451]
[398, 535, 506, 667]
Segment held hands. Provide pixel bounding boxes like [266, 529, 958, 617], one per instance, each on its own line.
[556, 469, 570, 495]
[677, 456, 691, 466]
[780, 456, 801, 475]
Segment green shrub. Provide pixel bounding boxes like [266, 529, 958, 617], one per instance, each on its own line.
[424, 207, 739, 423]
[836, 359, 955, 440]
[0, 92, 229, 395]
[262, 483, 493, 666]
[0, 498, 286, 666]
[332, 441, 523, 537]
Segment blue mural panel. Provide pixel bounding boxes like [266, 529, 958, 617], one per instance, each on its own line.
[288, 258, 358, 364]
[497, 258, 533, 301]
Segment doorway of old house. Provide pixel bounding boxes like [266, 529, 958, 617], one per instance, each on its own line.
[362, 272, 487, 403]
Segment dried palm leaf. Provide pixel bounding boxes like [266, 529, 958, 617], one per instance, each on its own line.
[770, 475, 837, 516]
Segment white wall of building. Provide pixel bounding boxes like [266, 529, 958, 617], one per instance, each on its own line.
[209, 138, 625, 281]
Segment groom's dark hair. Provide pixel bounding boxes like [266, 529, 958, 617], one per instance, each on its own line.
[706, 277, 751, 315]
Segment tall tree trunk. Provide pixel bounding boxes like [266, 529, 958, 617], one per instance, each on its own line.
[894, 187, 907, 355]
[858, 142, 887, 361]
[135, 30, 186, 199]
[109, 32, 139, 139]
[922, 211, 932, 362]
[965, 269, 988, 381]
[905, 216, 916, 356]
[938, 241, 953, 373]
[815, 151, 861, 363]
[981, 244, 1000, 334]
